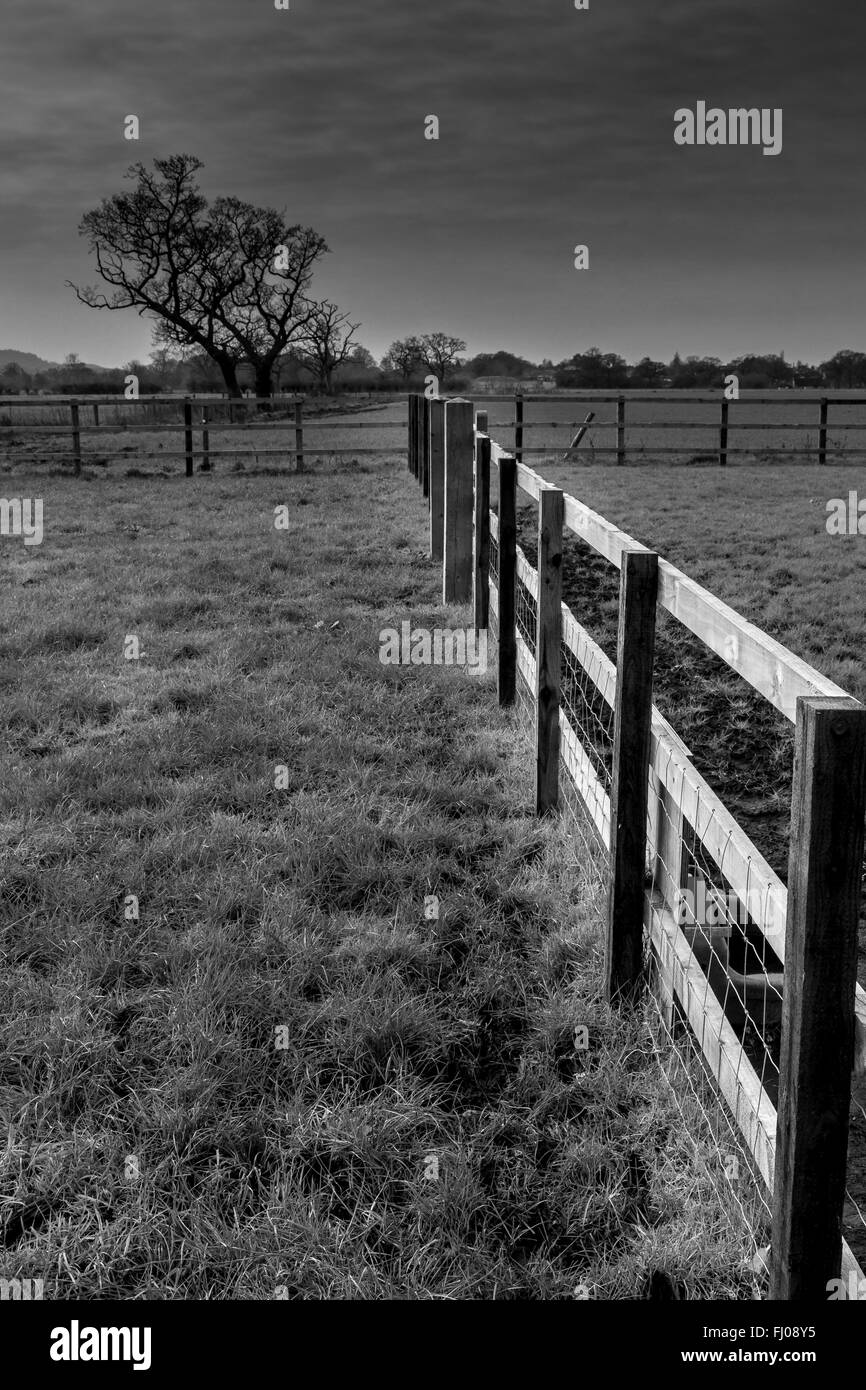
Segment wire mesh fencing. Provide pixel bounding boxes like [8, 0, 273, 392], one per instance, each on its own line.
[515, 555, 537, 657]
[432, 407, 866, 1294]
[485, 486, 793, 1278]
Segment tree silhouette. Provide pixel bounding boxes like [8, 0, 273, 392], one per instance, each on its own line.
[69, 154, 332, 403]
[302, 301, 360, 393]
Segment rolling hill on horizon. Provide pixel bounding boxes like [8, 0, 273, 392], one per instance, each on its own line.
[0, 348, 110, 374]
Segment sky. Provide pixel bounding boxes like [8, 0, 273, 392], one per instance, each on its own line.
[1, 0, 865, 369]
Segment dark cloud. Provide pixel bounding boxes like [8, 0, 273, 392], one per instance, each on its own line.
[1, 0, 864, 364]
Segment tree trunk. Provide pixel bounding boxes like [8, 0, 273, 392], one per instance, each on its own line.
[255, 367, 274, 413]
[214, 358, 244, 430]
[218, 359, 243, 398]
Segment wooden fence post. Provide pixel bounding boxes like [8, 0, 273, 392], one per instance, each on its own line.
[473, 424, 490, 632]
[818, 397, 828, 466]
[201, 407, 211, 471]
[515, 394, 524, 463]
[606, 549, 658, 1004]
[719, 398, 728, 468]
[407, 394, 415, 474]
[294, 400, 304, 472]
[93, 402, 99, 428]
[422, 395, 430, 499]
[70, 400, 81, 476]
[616, 395, 626, 466]
[770, 696, 866, 1300]
[535, 487, 563, 814]
[497, 454, 517, 707]
[429, 398, 446, 561]
[409, 394, 417, 478]
[184, 398, 194, 477]
[562, 410, 595, 461]
[443, 399, 474, 603]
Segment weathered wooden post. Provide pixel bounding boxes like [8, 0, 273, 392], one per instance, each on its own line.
[561, 410, 595, 461]
[719, 399, 729, 468]
[515, 394, 524, 463]
[93, 402, 100, 428]
[497, 454, 517, 707]
[606, 549, 658, 1004]
[770, 696, 866, 1300]
[70, 400, 82, 476]
[408, 394, 416, 477]
[408, 394, 415, 474]
[201, 407, 211, 471]
[443, 399, 474, 603]
[616, 395, 626, 466]
[535, 487, 564, 814]
[294, 400, 305, 473]
[473, 413, 490, 632]
[422, 395, 430, 499]
[429, 397, 446, 561]
[184, 398, 194, 477]
[818, 397, 828, 466]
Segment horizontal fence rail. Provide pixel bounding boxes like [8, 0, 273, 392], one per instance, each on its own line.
[406, 392, 866, 1300]
[0, 394, 408, 472]
[473, 391, 866, 466]
[505, 450, 852, 723]
[5, 390, 866, 471]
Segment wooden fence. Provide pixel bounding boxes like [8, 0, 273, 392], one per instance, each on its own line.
[474, 391, 866, 466]
[408, 391, 866, 1300]
[0, 394, 406, 475]
[6, 391, 866, 472]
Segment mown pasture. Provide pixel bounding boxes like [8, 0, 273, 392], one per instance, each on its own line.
[0, 453, 764, 1298]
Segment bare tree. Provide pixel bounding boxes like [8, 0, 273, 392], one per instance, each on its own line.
[199, 195, 326, 405]
[302, 301, 360, 393]
[382, 335, 425, 380]
[348, 345, 376, 369]
[420, 332, 466, 386]
[69, 156, 246, 396]
[69, 154, 330, 404]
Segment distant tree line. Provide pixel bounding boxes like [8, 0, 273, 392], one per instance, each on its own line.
[0, 344, 383, 397]
[355, 342, 866, 392]
[7, 343, 866, 397]
[550, 347, 866, 390]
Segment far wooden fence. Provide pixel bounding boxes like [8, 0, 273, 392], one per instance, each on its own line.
[408, 390, 866, 1301]
[0, 394, 406, 475]
[475, 391, 866, 466]
[7, 391, 866, 473]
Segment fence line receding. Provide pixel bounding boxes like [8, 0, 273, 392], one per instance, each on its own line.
[406, 391, 866, 1301]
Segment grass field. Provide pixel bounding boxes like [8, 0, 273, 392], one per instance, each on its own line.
[0, 453, 765, 1299]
